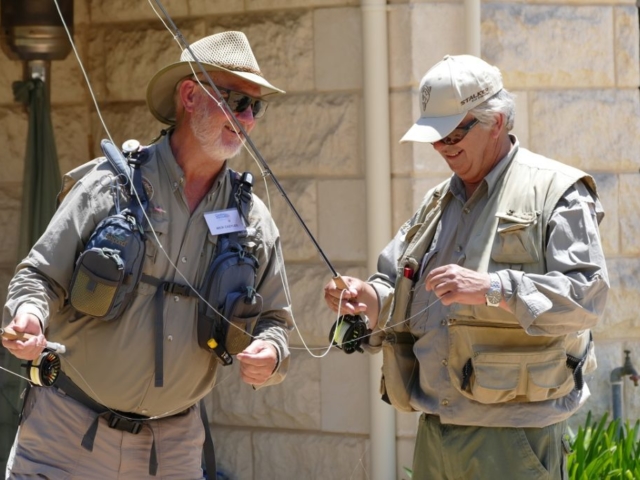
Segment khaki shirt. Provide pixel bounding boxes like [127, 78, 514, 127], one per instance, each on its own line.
[3, 135, 293, 417]
[369, 137, 608, 427]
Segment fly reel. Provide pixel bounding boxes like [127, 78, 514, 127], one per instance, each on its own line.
[329, 314, 370, 354]
[24, 350, 61, 387]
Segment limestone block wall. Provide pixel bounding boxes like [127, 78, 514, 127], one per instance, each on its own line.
[0, 0, 639, 479]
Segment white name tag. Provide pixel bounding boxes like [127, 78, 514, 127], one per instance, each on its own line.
[204, 208, 246, 236]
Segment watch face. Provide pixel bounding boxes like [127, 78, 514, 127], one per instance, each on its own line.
[485, 291, 501, 306]
[485, 276, 502, 306]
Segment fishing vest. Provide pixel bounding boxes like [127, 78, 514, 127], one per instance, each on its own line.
[380, 147, 599, 411]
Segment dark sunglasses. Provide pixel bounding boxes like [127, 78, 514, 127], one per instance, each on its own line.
[200, 83, 268, 119]
[437, 118, 479, 145]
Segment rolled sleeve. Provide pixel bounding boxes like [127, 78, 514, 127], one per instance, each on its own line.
[497, 181, 608, 335]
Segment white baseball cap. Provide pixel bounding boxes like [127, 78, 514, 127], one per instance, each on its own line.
[400, 55, 503, 143]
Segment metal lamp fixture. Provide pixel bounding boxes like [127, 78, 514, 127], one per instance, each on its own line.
[0, 0, 74, 82]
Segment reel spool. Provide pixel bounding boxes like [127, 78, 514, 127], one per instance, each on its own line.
[329, 314, 370, 354]
[25, 350, 61, 387]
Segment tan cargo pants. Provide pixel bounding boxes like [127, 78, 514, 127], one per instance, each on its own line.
[411, 414, 569, 480]
[6, 386, 205, 479]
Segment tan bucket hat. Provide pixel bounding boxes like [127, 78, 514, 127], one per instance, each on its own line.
[146, 31, 285, 125]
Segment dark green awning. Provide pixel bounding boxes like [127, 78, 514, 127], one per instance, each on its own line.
[0, 77, 62, 471]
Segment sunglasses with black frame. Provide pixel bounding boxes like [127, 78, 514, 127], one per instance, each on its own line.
[434, 118, 479, 146]
[194, 79, 268, 119]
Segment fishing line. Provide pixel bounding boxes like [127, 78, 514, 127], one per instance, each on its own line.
[289, 295, 442, 351]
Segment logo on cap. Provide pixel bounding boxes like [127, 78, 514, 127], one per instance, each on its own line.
[421, 85, 432, 112]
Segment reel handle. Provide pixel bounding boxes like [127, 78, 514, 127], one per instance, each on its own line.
[0, 327, 67, 354]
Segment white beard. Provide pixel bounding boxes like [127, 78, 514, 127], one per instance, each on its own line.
[190, 102, 244, 160]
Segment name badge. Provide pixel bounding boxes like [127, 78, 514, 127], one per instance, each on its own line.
[204, 208, 246, 236]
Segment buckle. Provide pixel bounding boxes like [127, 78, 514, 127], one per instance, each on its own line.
[163, 282, 191, 296]
[108, 414, 120, 429]
[130, 422, 143, 435]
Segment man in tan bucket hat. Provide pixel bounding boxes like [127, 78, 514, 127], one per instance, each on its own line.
[3, 31, 293, 479]
[323, 54, 609, 479]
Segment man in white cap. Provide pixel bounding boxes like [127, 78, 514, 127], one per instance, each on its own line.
[3, 31, 293, 478]
[324, 55, 608, 479]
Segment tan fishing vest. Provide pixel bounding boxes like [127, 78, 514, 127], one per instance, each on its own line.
[380, 147, 598, 411]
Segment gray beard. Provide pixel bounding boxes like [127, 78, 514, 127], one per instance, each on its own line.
[190, 105, 244, 161]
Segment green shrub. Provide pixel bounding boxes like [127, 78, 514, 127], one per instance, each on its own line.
[568, 412, 640, 480]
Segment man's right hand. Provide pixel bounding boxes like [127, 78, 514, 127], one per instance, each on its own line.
[1, 313, 46, 361]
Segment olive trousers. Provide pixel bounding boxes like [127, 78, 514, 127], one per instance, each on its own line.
[412, 414, 570, 480]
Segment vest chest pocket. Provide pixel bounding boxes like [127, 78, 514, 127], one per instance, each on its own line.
[491, 211, 540, 264]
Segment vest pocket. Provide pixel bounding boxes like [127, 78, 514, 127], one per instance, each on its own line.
[448, 321, 575, 404]
[491, 211, 540, 264]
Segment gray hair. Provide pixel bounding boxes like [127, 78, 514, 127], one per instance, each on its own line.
[469, 88, 516, 132]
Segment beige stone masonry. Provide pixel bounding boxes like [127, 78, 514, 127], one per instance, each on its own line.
[592, 173, 620, 258]
[0, 183, 21, 265]
[0, 60, 24, 105]
[248, 93, 361, 177]
[314, 8, 363, 91]
[89, 0, 188, 23]
[0, 107, 28, 182]
[529, 90, 640, 173]
[286, 264, 349, 344]
[50, 37, 86, 105]
[320, 350, 371, 434]
[188, 0, 245, 16]
[483, 5, 616, 88]
[615, 7, 640, 87]
[248, 0, 359, 10]
[596, 258, 640, 338]
[253, 178, 320, 262]
[252, 430, 370, 480]
[318, 179, 367, 262]
[89, 104, 165, 160]
[209, 427, 254, 479]
[211, 351, 321, 429]
[408, 4, 466, 86]
[52, 106, 91, 175]
[619, 174, 640, 255]
[208, 12, 315, 94]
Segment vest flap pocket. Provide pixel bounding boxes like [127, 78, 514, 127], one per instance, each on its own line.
[473, 359, 520, 404]
[527, 351, 575, 401]
[491, 211, 540, 264]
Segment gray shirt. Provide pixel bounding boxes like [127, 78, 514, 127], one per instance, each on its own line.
[3, 134, 293, 417]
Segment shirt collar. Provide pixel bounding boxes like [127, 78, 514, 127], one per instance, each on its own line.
[484, 134, 519, 196]
[155, 133, 231, 197]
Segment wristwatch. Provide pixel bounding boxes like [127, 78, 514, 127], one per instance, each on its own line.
[485, 273, 502, 307]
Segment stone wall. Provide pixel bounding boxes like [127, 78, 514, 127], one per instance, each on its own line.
[0, 0, 638, 479]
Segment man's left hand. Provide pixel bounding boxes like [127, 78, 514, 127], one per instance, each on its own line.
[425, 264, 490, 306]
[236, 340, 278, 386]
